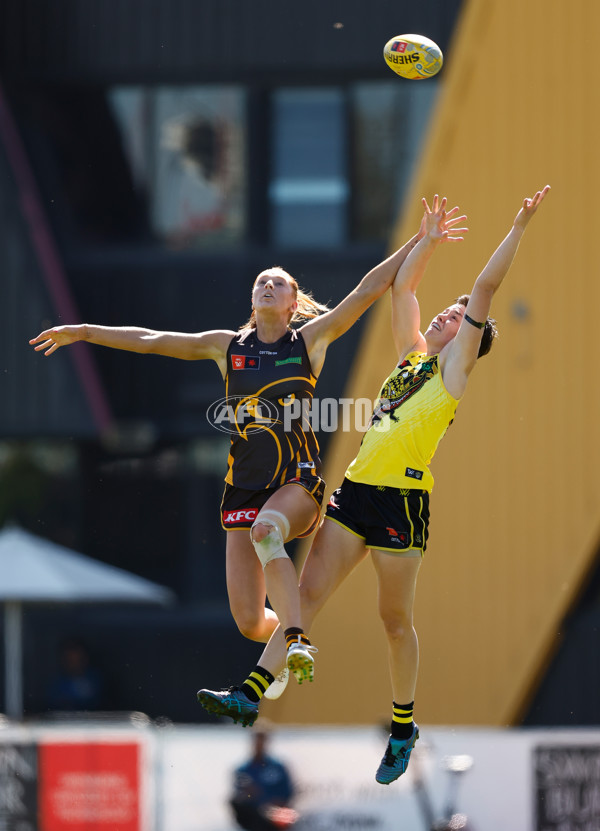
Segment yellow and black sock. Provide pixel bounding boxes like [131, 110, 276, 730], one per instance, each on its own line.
[240, 666, 275, 703]
[284, 627, 311, 649]
[391, 701, 414, 740]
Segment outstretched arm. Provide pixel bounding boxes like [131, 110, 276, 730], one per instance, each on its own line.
[391, 196, 468, 358]
[29, 324, 236, 375]
[442, 185, 551, 397]
[300, 217, 428, 376]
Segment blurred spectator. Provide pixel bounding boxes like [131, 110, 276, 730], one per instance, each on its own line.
[230, 723, 298, 831]
[46, 638, 106, 712]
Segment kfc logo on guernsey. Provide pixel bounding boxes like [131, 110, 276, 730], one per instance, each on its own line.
[231, 355, 261, 370]
[223, 509, 259, 525]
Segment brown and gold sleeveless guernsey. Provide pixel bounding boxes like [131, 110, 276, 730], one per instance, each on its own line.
[224, 328, 322, 491]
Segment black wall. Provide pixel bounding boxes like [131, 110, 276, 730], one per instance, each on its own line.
[1, 0, 461, 83]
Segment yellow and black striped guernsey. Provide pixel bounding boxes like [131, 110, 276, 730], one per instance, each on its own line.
[224, 328, 321, 490]
[346, 351, 459, 492]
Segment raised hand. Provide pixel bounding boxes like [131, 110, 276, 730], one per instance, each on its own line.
[421, 194, 468, 243]
[513, 185, 551, 231]
[29, 325, 83, 356]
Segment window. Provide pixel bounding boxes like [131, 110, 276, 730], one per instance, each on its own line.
[268, 81, 438, 248]
[351, 80, 439, 241]
[269, 88, 348, 248]
[109, 85, 247, 250]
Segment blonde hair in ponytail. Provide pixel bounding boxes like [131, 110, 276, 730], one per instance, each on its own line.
[240, 267, 329, 331]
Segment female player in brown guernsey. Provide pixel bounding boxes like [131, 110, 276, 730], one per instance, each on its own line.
[198, 187, 550, 780]
[29, 200, 463, 707]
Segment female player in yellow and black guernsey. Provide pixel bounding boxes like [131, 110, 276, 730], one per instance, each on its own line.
[197, 187, 550, 775]
[29, 209, 437, 703]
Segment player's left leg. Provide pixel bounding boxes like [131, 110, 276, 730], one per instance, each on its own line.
[371, 550, 421, 784]
[251, 483, 321, 682]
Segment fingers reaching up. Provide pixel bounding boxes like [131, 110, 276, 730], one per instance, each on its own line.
[421, 194, 468, 243]
[514, 185, 551, 229]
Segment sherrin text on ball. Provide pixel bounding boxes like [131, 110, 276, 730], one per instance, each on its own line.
[383, 34, 443, 80]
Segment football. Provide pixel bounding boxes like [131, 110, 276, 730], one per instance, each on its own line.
[383, 34, 443, 80]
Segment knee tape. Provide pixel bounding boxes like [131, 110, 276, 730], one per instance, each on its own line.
[251, 510, 291, 568]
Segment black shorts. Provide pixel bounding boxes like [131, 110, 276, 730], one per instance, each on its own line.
[221, 475, 326, 537]
[325, 477, 430, 554]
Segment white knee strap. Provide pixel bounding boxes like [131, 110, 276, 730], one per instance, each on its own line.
[251, 510, 291, 568]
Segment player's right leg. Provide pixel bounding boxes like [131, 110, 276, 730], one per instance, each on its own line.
[197, 516, 368, 723]
[225, 529, 279, 643]
[197, 530, 275, 727]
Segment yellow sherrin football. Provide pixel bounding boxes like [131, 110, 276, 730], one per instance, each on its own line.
[383, 33, 443, 80]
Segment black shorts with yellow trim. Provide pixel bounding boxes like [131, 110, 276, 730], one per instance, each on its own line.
[325, 477, 430, 554]
[221, 475, 326, 537]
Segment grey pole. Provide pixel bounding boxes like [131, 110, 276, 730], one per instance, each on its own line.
[5, 601, 23, 720]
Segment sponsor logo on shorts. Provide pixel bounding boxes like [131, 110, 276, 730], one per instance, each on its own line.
[387, 527, 409, 545]
[405, 467, 424, 480]
[231, 355, 261, 370]
[223, 509, 259, 525]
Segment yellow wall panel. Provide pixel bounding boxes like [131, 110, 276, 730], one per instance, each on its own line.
[267, 0, 600, 727]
